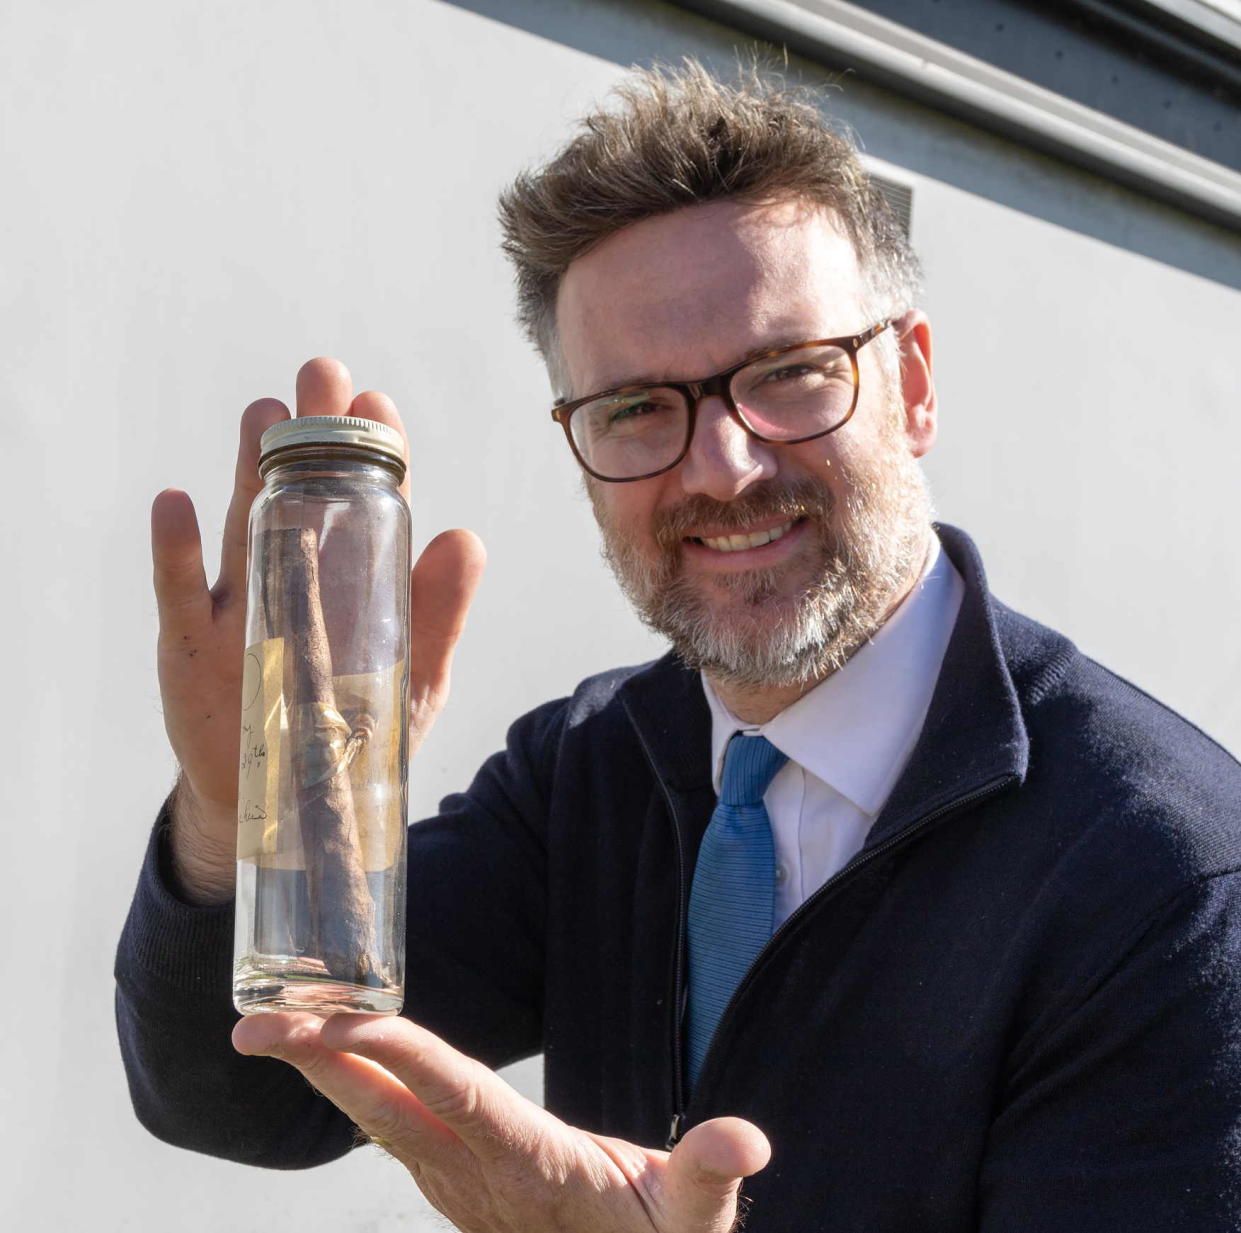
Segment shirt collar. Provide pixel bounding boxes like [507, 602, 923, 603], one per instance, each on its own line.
[702, 535, 965, 816]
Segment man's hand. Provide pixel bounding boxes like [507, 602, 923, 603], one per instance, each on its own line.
[233, 1013, 770, 1233]
[150, 357, 485, 904]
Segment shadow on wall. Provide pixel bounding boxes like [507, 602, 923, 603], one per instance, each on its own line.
[444, 0, 1241, 292]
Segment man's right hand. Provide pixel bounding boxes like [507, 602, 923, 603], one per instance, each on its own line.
[151, 357, 485, 905]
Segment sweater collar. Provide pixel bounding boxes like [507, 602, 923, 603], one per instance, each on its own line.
[618, 524, 1029, 842]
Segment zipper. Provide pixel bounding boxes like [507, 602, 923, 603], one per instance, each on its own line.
[666, 1111, 685, 1150]
[681, 771, 1018, 1128]
[627, 720, 692, 1151]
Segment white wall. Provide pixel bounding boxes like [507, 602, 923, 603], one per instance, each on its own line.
[2, 0, 1237, 1229]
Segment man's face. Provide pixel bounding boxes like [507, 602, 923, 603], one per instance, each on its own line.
[555, 197, 937, 689]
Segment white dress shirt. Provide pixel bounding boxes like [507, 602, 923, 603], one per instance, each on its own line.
[702, 536, 965, 929]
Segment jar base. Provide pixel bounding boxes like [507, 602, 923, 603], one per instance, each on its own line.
[234, 959, 402, 1017]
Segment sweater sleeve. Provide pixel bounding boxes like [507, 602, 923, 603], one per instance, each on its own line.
[114, 697, 564, 1169]
[978, 871, 1241, 1230]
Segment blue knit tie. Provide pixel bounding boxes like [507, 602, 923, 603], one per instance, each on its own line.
[686, 732, 788, 1090]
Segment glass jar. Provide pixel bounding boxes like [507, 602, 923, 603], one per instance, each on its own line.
[233, 415, 410, 1016]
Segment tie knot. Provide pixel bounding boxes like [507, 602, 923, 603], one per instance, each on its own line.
[719, 733, 787, 808]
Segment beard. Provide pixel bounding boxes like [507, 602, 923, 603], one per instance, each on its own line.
[588, 417, 935, 690]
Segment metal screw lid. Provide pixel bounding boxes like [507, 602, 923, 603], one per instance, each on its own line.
[258, 416, 406, 476]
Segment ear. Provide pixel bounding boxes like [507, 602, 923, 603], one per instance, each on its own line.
[895, 310, 936, 458]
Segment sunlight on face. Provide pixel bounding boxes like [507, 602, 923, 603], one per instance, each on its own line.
[561, 198, 933, 688]
[587, 409, 931, 688]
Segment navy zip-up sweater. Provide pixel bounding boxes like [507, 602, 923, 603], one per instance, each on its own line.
[117, 525, 1241, 1229]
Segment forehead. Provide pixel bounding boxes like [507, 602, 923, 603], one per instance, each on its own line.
[556, 197, 866, 394]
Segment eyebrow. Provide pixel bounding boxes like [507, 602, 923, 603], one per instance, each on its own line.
[594, 334, 825, 393]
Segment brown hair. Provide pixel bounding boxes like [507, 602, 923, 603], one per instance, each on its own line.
[497, 58, 922, 396]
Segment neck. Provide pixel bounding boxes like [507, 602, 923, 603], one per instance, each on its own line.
[707, 531, 933, 725]
[709, 676, 822, 725]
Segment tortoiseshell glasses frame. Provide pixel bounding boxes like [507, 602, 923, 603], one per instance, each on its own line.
[550, 320, 892, 483]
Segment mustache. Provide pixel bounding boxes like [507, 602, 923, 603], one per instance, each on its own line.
[650, 477, 834, 551]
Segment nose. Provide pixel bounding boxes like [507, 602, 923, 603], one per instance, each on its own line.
[676, 395, 778, 500]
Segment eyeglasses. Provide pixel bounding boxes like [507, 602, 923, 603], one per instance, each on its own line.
[550, 320, 891, 483]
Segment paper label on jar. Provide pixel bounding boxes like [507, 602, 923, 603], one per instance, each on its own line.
[237, 637, 286, 861]
[236, 636, 406, 871]
[331, 657, 407, 871]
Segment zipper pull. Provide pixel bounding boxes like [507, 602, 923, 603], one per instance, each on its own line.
[666, 1112, 685, 1150]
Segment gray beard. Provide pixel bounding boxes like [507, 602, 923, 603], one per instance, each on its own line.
[590, 434, 934, 690]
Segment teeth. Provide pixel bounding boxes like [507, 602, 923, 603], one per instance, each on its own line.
[700, 521, 794, 553]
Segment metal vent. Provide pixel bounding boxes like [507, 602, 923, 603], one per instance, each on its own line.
[871, 173, 914, 237]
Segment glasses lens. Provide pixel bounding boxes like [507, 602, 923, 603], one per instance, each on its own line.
[731, 344, 856, 440]
[568, 387, 689, 480]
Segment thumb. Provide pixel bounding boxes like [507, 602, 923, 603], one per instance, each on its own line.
[662, 1117, 771, 1232]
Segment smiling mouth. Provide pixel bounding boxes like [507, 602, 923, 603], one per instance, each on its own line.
[687, 518, 803, 553]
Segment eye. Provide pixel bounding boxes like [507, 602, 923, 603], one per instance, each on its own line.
[760, 362, 819, 383]
[589, 390, 681, 430]
[609, 398, 662, 423]
[748, 355, 852, 393]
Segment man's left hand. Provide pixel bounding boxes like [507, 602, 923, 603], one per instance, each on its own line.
[233, 1013, 770, 1233]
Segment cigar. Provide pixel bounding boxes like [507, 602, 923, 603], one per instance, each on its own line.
[271, 526, 381, 987]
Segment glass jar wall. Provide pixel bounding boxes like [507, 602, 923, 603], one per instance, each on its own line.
[233, 418, 410, 1016]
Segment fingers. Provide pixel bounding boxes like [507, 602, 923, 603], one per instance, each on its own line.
[351, 389, 412, 503]
[215, 397, 290, 601]
[664, 1118, 771, 1233]
[232, 1012, 463, 1168]
[218, 359, 361, 602]
[298, 363, 412, 504]
[296, 356, 354, 416]
[215, 358, 412, 601]
[319, 1013, 540, 1165]
[152, 489, 211, 639]
[297, 359, 407, 487]
[408, 530, 487, 740]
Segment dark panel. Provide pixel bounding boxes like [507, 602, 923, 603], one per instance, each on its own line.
[872, 173, 914, 235]
[841, 0, 1239, 169]
[443, 0, 1241, 290]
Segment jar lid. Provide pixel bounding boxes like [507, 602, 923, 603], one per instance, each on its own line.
[258, 416, 406, 475]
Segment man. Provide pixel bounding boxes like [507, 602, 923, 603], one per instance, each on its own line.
[117, 63, 1241, 1230]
